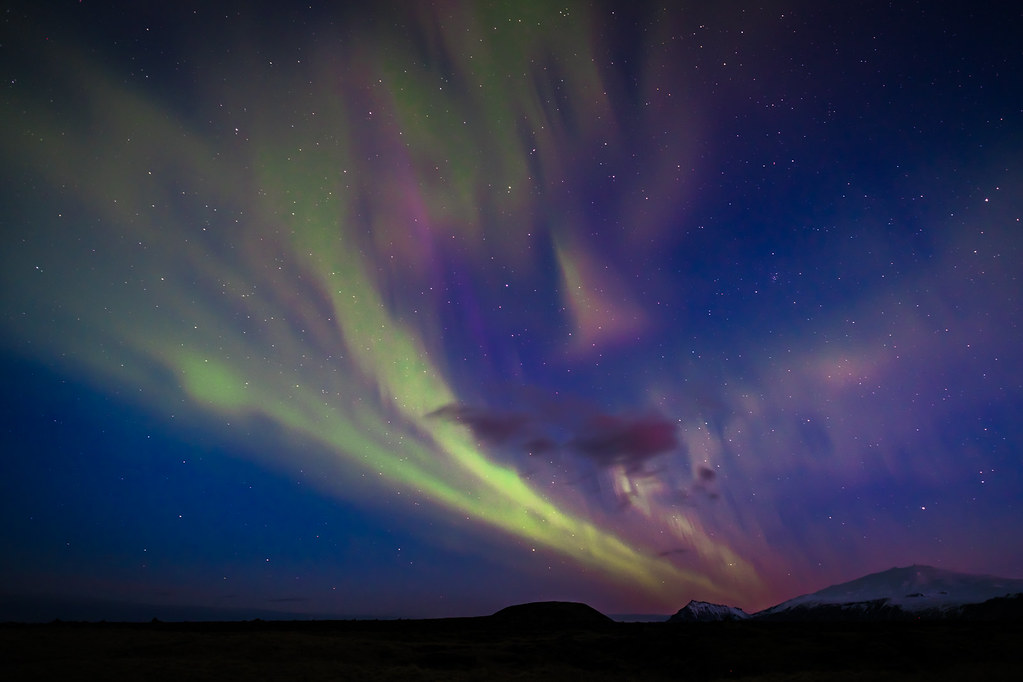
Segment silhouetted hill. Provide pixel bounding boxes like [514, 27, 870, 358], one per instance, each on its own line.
[489, 601, 613, 628]
[957, 593, 1023, 621]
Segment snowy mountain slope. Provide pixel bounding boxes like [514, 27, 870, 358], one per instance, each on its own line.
[668, 600, 750, 622]
[759, 565, 1023, 618]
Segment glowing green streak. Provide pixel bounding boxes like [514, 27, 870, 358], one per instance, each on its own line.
[1, 12, 759, 606]
[179, 356, 248, 410]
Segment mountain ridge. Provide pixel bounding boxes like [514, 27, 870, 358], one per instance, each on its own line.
[758, 564, 1023, 618]
[668, 600, 750, 623]
[666, 565, 1023, 623]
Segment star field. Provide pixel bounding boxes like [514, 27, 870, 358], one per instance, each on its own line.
[1, 1, 1021, 619]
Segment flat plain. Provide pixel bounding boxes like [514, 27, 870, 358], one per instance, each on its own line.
[2, 617, 1021, 680]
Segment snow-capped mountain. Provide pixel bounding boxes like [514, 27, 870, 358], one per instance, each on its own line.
[757, 565, 1023, 620]
[668, 600, 750, 623]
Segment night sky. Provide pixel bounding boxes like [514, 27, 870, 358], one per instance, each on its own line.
[2, 1, 1021, 620]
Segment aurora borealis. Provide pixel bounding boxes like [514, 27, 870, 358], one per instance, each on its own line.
[2, 2, 1021, 619]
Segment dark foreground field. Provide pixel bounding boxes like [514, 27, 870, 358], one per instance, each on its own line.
[2, 616, 1021, 680]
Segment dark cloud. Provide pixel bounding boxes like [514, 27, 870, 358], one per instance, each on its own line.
[696, 466, 717, 482]
[428, 402, 684, 475]
[570, 414, 681, 472]
[426, 404, 530, 445]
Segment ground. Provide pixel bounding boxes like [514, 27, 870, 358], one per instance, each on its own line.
[2, 617, 1020, 680]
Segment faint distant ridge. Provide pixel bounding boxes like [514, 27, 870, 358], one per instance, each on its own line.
[489, 601, 613, 629]
[668, 600, 750, 623]
[756, 564, 1023, 621]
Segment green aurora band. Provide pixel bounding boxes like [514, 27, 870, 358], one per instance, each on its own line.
[1, 4, 764, 608]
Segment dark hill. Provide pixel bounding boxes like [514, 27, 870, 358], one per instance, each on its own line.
[489, 601, 613, 629]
